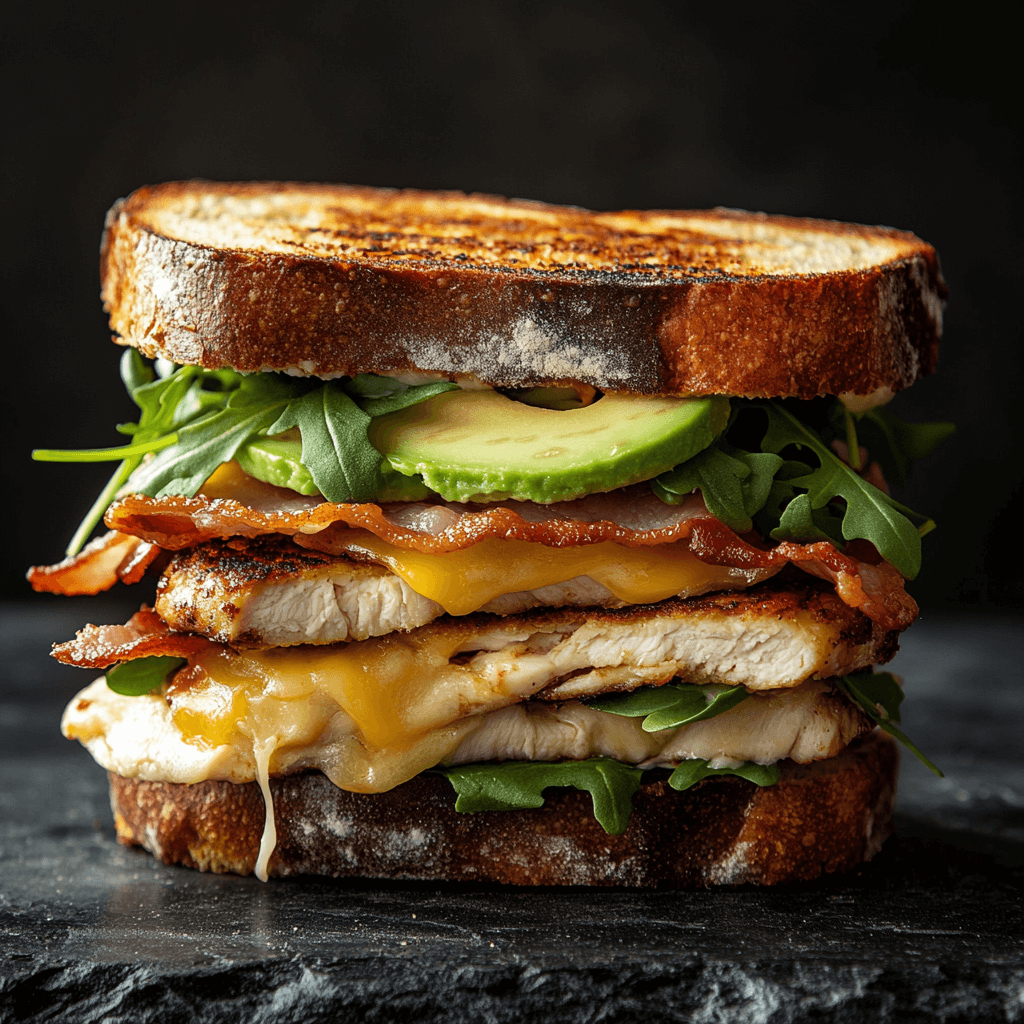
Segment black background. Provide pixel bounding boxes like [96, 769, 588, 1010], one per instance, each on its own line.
[4, 0, 1020, 612]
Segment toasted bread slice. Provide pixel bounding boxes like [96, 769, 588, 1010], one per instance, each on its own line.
[101, 182, 944, 398]
[107, 731, 897, 886]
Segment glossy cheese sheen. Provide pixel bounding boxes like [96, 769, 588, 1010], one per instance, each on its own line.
[167, 641, 484, 794]
[177, 631, 476, 753]
[336, 532, 756, 616]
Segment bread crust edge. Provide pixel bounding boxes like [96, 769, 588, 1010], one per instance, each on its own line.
[100, 187, 943, 398]
[108, 731, 897, 887]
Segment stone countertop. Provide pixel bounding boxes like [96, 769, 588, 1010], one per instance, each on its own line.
[1, 603, 1021, 1023]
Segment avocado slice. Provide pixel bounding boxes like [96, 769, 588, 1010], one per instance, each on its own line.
[236, 433, 432, 502]
[369, 390, 730, 503]
[236, 434, 320, 496]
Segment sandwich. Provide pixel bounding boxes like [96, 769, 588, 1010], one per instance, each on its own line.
[30, 182, 951, 886]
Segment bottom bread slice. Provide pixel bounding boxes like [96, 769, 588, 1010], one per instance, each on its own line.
[109, 731, 897, 887]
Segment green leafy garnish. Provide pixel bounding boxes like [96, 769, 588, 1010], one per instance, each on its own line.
[759, 403, 927, 578]
[125, 371, 300, 499]
[265, 384, 383, 502]
[652, 398, 950, 578]
[437, 753, 783, 833]
[585, 682, 749, 732]
[837, 671, 943, 777]
[436, 758, 645, 835]
[105, 656, 186, 696]
[667, 759, 781, 791]
[653, 444, 783, 533]
[32, 352, 457, 555]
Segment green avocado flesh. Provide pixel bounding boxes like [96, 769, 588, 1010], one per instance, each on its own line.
[236, 435, 432, 502]
[236, 435, 319, 496]
[369, 390, 731, 503]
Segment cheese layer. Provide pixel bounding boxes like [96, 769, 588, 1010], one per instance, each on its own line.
[332, 532, 769, 616]
[155, 531, 778, 647]
[63, 676, 869, 792]
[64, 587, 887, 790]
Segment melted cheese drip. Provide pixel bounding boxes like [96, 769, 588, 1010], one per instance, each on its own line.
[168, 464, 773, 878]
[335, 532, 755, 615]
[170, 627, 519, 796]
[252, 735, 278, 882]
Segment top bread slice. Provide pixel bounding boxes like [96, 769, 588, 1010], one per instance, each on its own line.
[100, 181, 945, 398]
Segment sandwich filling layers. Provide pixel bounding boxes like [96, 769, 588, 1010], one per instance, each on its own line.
[153, 533, 780, 646]
[40, 375, 942, 880]
[58, 578, 901, 877]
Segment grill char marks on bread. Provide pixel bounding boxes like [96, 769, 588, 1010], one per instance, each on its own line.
[101, 182, 944, 398]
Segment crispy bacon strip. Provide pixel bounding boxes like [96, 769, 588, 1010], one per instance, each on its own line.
[27, 532, 164, 596]
[775, 543, 918, 636]
[37, 463, 918, 631]
[104, 469, 715, 553]
[52, 607, 219, 668]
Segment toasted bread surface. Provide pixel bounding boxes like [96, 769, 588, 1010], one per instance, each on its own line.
[101, 182, 944, 398]
[108, 731, 897, 886]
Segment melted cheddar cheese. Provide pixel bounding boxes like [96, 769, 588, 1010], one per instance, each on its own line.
[330, 531, 765, 615]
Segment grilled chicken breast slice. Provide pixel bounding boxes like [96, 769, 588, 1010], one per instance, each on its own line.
[447, 680, 870, 766]
[156, 538, 442, 646]
[154, 535, 775, 647]
[63, 677, 872, 792]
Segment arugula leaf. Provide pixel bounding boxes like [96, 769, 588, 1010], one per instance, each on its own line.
[437, 752, 784, 834]
[668, 759, 781, 791]
[773, 492, 845, 545]
[127, 374, 298, 498]
[33, 357, 456, 554]
[120, 346, 156, 394]
[105, 656, 186, 696]
[840, 670, 906, 723]
[268, 385, 383, 502]
[651, 398, 946, 579]
[837, 671, 942, 777]
[585, 682, 749, 732]
[437, 758, 644, 834]
[356, 379, 458, 418]
[841, 406, 863, 469]
[759, 402, 925, 578]
[343, 374, 406, 400]
[653, 444, 783, 532]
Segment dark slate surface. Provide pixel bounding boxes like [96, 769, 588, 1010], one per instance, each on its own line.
[2, 602, 1022, 1023]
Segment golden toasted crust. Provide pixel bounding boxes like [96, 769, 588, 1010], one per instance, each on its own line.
[100, 182, 944, 398]
[108, 731, 896, 886]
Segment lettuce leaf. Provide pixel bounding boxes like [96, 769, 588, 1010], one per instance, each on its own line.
[584, 682, 749, 732]
[436, 758, 644, 834]
[836, 671, 943, 776]
[105, 656, 186, 696]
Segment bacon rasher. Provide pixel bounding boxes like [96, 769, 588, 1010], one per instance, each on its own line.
[30, 463, 918, 631]
[51, 607, 217, 668]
